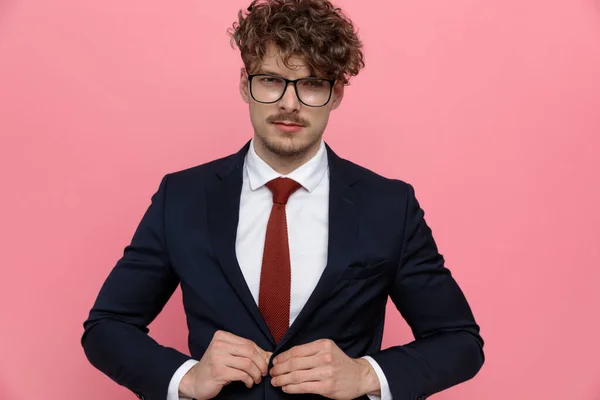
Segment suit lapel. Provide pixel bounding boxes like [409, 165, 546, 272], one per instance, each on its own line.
[277, 144, 360, 350]
[206, 141, 361, 349]
[206, 140, 276, 345]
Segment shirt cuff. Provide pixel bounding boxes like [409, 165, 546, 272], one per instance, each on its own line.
[362, 355, 392, 400]
[167, 359, 199, 400]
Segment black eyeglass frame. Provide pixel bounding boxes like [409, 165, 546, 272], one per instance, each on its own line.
[247, 74, 336, 108]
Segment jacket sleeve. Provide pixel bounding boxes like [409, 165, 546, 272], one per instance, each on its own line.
[81, 175, 191, 400]
[368, 183, 485, 399]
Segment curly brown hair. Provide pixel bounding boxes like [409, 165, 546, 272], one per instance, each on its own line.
[228, 0, 365, 85]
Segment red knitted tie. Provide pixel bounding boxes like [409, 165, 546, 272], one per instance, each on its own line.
[259, 177, 302, 344]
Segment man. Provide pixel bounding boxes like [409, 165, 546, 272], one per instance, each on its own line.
[81, 0, 484, 399]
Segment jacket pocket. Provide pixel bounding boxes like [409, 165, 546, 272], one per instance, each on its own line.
[340, 259, 387, 280]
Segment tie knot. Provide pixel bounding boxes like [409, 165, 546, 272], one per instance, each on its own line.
[266, 177, 302, 205]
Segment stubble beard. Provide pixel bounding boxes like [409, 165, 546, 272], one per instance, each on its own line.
[258, 131, 321, 160]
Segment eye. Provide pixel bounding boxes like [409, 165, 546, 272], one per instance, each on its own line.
[258, 76, 283, 85]
[300, 79, 327, 88]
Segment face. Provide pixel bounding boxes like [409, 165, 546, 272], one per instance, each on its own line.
[239, 43, 344, 160]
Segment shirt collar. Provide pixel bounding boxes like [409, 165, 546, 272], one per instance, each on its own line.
[245, 138, 328, 193]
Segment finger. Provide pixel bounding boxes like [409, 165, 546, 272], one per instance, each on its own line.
[213, 341, 270, 377]
[274, 339, 331, 365]
[270, 354, 324, 377]
[272, 367, 331, 387]
[213, 331, 273, 374]
[214, 330, 255, 345]
[223, 366, 255, 389]
[222, 354, 263, 384]
[281, 381, 331, 396]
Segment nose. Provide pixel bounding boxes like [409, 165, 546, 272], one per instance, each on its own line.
[278, 82, 301, 112]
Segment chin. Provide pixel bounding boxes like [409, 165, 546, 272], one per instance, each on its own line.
[260, 131, 317, 158]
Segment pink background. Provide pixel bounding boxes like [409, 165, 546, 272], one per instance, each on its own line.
[1, 0, 599, 398]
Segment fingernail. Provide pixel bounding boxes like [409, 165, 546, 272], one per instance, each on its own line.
[272, 358, 278, 365]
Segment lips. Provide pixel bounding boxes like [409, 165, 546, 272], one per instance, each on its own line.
[273, 121, 303, 127]
[272, 121, 304, 133]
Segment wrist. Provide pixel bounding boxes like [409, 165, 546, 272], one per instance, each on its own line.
[178, 370, 195, 398]
[355, 358, 381, 396]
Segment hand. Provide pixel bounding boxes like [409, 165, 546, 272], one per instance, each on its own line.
[270, 339, 381, 399]
[178, 330, 272, 400]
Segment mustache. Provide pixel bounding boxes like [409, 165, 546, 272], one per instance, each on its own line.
[266, 113, 309, 127]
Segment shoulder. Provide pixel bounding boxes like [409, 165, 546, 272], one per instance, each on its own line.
[163, 151, 240, 189]
[336, 156, 414, 196]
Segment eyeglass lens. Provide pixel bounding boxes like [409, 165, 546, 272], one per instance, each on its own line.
[251, 76, 332, 106]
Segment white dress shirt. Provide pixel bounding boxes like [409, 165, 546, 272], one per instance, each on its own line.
[167, 139, 392, 400]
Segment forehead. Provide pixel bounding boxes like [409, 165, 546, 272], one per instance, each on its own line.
[256, 43, 312, 78]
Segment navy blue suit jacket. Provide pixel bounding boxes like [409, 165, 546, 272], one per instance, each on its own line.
[82, 141, 484, 400]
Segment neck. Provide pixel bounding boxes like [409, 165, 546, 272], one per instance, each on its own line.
[253, 139, 320, 175]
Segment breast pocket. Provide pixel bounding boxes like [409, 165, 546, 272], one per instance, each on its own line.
[340, 259, 388, 280]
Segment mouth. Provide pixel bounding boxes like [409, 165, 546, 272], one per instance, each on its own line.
[272, 121, 304, 127]
[272, 121, 305, 133]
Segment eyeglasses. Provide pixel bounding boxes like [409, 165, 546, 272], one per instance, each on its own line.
[248, 74, 336, 107]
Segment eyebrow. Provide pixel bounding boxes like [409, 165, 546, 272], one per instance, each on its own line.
[258, 69, 283, 75]
[257, 69, 318, 79]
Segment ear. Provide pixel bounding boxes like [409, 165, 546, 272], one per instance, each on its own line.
[239, 68, 250, 104]
[330, 81, 345, 111]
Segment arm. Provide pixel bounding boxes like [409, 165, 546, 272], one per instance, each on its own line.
[368, 183, 485, 399]
[81, 175, 192, 400]
[362, 356, 392, 400]
[167, 360, 198, 400]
